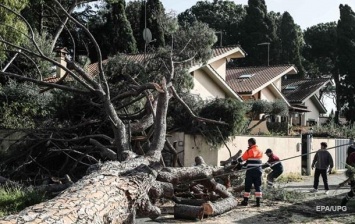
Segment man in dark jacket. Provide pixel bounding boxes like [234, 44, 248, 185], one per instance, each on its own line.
[263, 148, 283, 188]
[311, 142, 334, 194]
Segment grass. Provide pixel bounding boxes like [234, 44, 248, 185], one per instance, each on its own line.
[0, 186, 48, 217]
[277, 172, 303, 183]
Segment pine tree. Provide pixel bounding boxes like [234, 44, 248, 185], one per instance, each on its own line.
[141, 0, 165, 50]
[278, 12, 304, 77]
[240, 0, 277, 66]
[337, 4, 355, 123]
[109, 0, 137, 54]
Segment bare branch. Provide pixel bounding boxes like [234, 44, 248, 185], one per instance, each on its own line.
[89, 139, 117, 161]
[0, 71, 88, 94]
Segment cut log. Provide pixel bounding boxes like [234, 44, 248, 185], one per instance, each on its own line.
[174, 204, 204, 220]
[173, 197, 207, 206]
[203, 197, 238, 216]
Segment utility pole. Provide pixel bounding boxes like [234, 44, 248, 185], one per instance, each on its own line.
[257, 42, 270, 66]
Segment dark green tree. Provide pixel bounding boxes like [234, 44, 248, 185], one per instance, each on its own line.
[303, 22, 337, 78]
[108, 0, 137, 54]
[239, 0, 277, 66]
[278, 12, 304, 77]
[177, 0, 246, 47]
[141, 0, 165, 49]
[337, 4, 355, 124]
[303, 22, 339, 121]
[126, 0, 144, 51]
[0, 0, 28, 61]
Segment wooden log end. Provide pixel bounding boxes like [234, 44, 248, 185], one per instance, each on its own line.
[202, 201, 213, 216]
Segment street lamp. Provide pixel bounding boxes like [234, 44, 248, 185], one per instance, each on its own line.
[257, 42, 270, 66]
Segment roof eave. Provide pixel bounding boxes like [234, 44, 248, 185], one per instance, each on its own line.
[203, 65, 243, 101]
[251, 65, 298, 95]
[188, 47, 246, 73]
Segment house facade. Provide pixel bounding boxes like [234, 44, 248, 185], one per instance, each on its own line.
[188, 46, 246, 100]
[282, 79, 330, 126]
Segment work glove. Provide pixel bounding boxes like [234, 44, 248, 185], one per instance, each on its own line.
[235, 163, 243, 170]
[311, 166, 314, 170]
[328, 169, 332, 175]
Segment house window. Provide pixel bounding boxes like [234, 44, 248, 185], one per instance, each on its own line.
[238, 74, 254, 79]
[285, 85, 298, 90]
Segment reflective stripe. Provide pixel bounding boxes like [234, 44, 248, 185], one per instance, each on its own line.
[244, 192, 251, 198]
[248, 158, 262, 161]
[270, 161, 280, 166]
[255, 192, 263, 198]
[246, 164, 262, 167]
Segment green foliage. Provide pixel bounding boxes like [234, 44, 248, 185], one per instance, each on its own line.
[239, 0, 277, 66]
[178, 0, 246, 46]
[263, 187, 305, 203]
[337, 4, 355, 124]
[312, 121, 355, 138]
[88, 0, 137, 58]
[172, 21, 217, 65]
[144, 0, 165, 48]
[0, 80, 54, 129]
[0, 0, 28, 61]
[271, 99, 288, 116]
[278, 12, 304, 77]
[167, 93, 205, 132]
[126, 1, 143, 50]
[198, 98, 249, 146]
[248, 100, 272, 119]
[303, 22, 337, 78]
[0, 186, 48, 217]
[108, 0, 137, 54]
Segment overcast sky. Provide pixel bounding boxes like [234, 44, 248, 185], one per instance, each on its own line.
[161, 0, 355, 30]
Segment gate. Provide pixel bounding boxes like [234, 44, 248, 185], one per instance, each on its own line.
[335, 138, 350, 170]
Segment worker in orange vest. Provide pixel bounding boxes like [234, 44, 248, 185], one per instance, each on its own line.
[236, 138, 263, 207]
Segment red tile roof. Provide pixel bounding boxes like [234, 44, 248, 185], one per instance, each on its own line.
[226, 65, 297, 94]
[282, 78, 330, 103]
[86, 46, 245, 77]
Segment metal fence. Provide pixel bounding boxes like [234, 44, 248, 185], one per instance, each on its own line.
[335, 138, 350, 170]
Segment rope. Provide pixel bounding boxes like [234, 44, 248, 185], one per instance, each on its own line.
[180, 142, 353, 185]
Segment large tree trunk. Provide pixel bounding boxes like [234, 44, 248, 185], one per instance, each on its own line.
[0, 155, 242, 223]
[0, 156, 168, 224]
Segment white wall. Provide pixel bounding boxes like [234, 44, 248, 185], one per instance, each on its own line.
[190, 69, 226, 100]
[210, 59, 226, 80]
[305, 98, 320, 125]
[260, 86, 276, 102]
[181, 134, 339, 174]
[273, 78, 282, 91]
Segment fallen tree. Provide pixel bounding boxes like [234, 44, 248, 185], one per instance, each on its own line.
[0, 1, 245, 222]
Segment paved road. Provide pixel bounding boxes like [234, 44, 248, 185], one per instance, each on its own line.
[280, 172, 350, 195]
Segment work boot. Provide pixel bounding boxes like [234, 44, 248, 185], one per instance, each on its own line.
[240, 197, 248, 206]
[341, 197, 348, 206]
[253, 197, 261, 207]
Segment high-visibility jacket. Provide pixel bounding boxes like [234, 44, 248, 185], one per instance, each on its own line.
[241, 144, 263, 167]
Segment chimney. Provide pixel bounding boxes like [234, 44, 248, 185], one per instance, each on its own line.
[54, 47, 68, 78]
